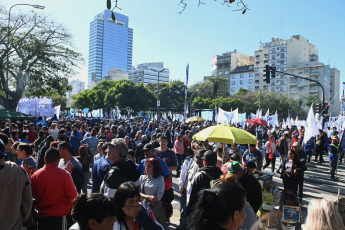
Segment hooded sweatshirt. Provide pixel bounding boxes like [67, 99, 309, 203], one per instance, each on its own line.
[0, 161, 32, 230]
[101, 159, 141, 198]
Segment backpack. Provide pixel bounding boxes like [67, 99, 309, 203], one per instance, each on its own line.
[201, 171, 221, 189]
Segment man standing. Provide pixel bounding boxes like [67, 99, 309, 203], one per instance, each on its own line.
[91, 143, 112, 193]
[329, 138, 340, 181]
[28, 123, 38, 143]
[0, 139, 32, 230]
[69, 124, 82, 156]
[155, 135, 178, 221]
[58, 141, 84, 193]
[276, 132, 290, 173]
[242, 143, 263, 170]
[31, 148, 77, 230]
[101, 138, 140, 198]
[138, 143, 170, 177]
[50, 122, 59, 141]
[187, 150, 223, 214]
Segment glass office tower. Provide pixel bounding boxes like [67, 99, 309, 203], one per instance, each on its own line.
[88, 10, 133, 89]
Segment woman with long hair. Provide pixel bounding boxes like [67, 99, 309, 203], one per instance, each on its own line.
[113, 182, 163, 230]
[16, 143, 37, 178]
[135, 158, 167, 229]
[304, 199, 345, 230]
[70, 193, 117, 230]
[76, 145, 92, 194]
[187, 182, 247, 230]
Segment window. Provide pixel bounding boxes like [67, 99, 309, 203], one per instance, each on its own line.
[231, 75, 235, 79]
[255, 74, 259, 78]
[281, 53, 285, 58]
[280, 60, 285, 65]
[255, 80, 259, 83]
[249, 73, 253, 77]
[218, 71, 223, 75]
[249, 86, 253, 91]
[240, 80, 244, 85]
[240, 74, 244, 78]
[231, 81, 235, 85]
[255, 68, 259, 71]
[225, 71, 229, 75]
[231, 87, 235, 92]
[249, 79, 253, 84]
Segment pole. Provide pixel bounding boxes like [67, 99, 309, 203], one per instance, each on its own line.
[150, 68, 166, 122]
[157, 71, 160, 122]
[259, 89, 261, 111]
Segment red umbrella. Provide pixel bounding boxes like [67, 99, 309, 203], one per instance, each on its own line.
[246, 118, 268, 126]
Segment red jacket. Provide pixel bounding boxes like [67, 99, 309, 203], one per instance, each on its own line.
[31, 164, 77, 217]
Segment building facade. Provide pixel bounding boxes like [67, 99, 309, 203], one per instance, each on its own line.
[229, 65, 254, 95]
[88, 10, 133, 89]
[211, 50, 254, 83]
[286, 62, 340, 115]
[254, 35, 319, 93]
[128, 62, 169, 85]
[103, 68, 128, 81]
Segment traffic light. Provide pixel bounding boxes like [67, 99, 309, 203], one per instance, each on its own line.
[270, 66, 276, 78]
[323, 103, 328, 114]
[315, 104, 320, 113]
[299, 100, 302, 107]
[263, 65, 270, 84]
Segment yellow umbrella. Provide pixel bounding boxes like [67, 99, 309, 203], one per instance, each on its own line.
[192, 124, 257, 144]
[185, 116, 205, 123]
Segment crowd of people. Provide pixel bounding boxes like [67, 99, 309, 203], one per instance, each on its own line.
[0, 116, 344, 230]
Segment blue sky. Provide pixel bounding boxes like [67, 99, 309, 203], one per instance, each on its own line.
[3, 0, 345, 89]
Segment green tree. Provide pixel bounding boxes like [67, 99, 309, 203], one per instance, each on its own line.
[105, 80, 155, 113]
[306, 95, 321, 108]
[146, 80, 185, 108]
[189, 76, 229, 99]
[0, 9, 82, 110]
[74, 90, 93, 111]
[51, 93, 68, 110]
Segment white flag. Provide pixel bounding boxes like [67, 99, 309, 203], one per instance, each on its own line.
[304, 104, 320, 144]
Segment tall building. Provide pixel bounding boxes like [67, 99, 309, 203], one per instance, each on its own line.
[211, 50, 254, 83]
[128, 62, 169, 84]
[286, 62, 340, 115]
[229, 65, 254, 95]
[66, 80, 85, 107]
[88, 10, 133, 89]
[254, 35, 318, 93]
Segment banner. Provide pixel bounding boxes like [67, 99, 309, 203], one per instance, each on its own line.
[304, 104, 320, 144]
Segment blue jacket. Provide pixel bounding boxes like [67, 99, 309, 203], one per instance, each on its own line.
[69, 130, 82, 149]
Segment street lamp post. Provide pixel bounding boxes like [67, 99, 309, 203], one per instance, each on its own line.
[6, 4, 45, 99]
[150, 68, 167, 122]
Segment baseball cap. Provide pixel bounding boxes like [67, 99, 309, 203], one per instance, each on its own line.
[143, 143, 154, 151]
[227, 161, 242, 175]
[201, 150, 217, 163]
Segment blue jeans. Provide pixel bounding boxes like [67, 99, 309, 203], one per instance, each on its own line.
[305, 150, 313, 163]
[278, 154, 288, 170]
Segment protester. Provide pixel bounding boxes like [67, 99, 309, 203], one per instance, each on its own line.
[304, 199, 345, 230]
[16, 142, 37, 178]
[70, 125, 83, 156]
[0, 138, 33, 230]
[263, 135, 277, 173]
[80, 129, 99, 157]
[113, 182, 164, 230]
[101, 138, 141, 198]
[58, 141, 84, 193]
[69, 193, 117, 230]
[76, 145, 93, 194]
[329, 137, 340, 181]
[187, 150, 223, 214]
[187, 182, 247, 230]
[135, 157, 167, 229]
[31, 147, 77, 230]
[91, 143, 112, 193]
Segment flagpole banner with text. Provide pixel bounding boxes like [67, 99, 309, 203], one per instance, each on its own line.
[17, 97, 56, 117]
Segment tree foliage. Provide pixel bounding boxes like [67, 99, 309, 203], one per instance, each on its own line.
[189, 76, 229, 99]
[146, 80, 185, 108]
[0, 8, 82, 110]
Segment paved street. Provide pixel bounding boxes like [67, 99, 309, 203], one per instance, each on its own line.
[168, 154, 345, 229]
